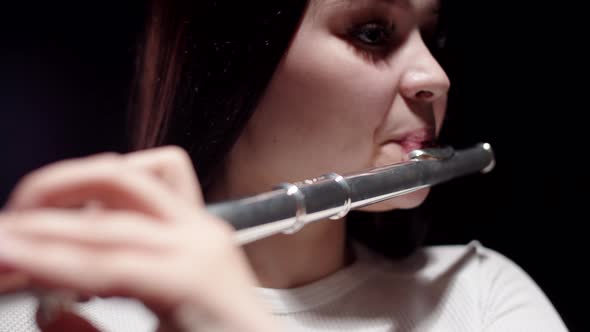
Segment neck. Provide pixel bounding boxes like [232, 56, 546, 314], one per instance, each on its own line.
[242, 218, 349, 289]
[206, 172, 351, 289]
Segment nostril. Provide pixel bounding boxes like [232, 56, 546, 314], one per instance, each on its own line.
[415, 90, 434, 99]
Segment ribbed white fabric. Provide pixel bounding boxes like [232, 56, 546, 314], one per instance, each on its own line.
[0, 241, 568, 331]
[255, 241, 568, 331]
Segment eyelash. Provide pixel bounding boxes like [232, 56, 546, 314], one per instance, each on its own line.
[346, 17, 447, 62]
[347, 20, 398, 59]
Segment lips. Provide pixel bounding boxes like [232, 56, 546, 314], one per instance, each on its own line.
[385, 128, 436, 154]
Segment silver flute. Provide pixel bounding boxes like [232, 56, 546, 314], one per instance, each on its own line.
[207, 142, 496, 245]
[36, 143, 494, 324]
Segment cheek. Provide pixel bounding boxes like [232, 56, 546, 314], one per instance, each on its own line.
[281, 34, 397, 127]
[247, 33, 400, 174]
[225, 27, 405, 197]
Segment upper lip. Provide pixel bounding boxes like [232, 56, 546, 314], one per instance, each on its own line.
[382, 127, 436, 146]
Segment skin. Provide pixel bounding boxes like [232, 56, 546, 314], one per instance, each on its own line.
[0, 0, 449, 330]
[0, 147, 278, 331]
[210, 0, 449, 288]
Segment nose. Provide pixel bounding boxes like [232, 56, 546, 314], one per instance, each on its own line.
[398, 31, 450, 102]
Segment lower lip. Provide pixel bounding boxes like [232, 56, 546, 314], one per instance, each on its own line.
[396, 129, 435, 154]
[385, 140, 429, 155]
[399, 140, 427, 154]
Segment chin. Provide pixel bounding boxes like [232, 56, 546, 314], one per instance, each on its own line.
[357, 187, 430, 212]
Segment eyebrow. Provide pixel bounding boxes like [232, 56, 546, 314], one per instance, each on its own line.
[311, 0, 441, 24]
[318, 0, 441, 15]
[330, 0, 405, 7]
[319, 0, 410, 12]
[332, 0, 399, 4]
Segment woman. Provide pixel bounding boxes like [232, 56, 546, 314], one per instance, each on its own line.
[0, 0, 568, 331]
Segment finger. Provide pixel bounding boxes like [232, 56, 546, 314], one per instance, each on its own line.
[0, 271, 30, 294]
[0, 210, 175, 252]
[124, 146, 203, 205]
[0, 233, 171, 301]
[4, 153, 193, 221]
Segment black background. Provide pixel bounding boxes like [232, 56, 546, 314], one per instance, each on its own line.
[0, 1, 587, 330]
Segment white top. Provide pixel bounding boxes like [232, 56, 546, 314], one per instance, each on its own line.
[0, 241, 568, 331]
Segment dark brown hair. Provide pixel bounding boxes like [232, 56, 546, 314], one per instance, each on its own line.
[131, 0, 447, 258]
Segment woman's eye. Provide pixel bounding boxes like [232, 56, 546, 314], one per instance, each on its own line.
[349, 22, 396, 47]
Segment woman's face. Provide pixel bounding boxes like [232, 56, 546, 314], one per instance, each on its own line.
[220, 0, 449, 211]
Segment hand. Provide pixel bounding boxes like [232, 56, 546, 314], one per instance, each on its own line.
[0, 146, 276, 332]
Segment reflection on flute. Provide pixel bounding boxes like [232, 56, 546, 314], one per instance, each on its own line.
[207, 143, 495, 245]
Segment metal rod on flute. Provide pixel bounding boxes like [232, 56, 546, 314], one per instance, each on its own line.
[33, 143, 495, 324]
[206, 142, 496, 245]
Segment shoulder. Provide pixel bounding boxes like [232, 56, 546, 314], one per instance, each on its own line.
[369, 240, 555, 307]
[364, 241, 568, 331]
[368, 240, 494, 279]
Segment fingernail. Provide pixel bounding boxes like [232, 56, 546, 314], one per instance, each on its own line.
[0, 230, 9, 258]
[0, 231, 20, 261]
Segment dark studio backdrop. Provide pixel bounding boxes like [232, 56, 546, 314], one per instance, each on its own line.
[0, 1, 586, 330]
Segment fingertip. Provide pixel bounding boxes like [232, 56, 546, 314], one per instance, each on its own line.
[0, 271, 30, 294]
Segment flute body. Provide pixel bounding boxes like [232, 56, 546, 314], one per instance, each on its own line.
[33, 143, 495, 323]
[207, 143, 495, 245]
